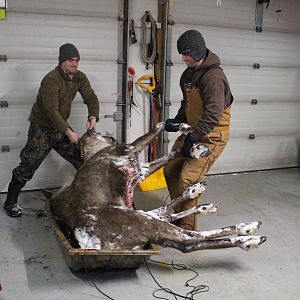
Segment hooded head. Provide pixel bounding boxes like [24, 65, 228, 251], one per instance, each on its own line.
[177, 30, 207, 61]
[59, 43, 80, 64]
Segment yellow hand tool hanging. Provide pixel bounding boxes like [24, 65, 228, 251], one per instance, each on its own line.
[137, 74, 156, 93]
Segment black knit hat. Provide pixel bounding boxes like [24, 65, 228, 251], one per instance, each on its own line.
[59, 43, 80, 63]
[177, 30, 207, 61]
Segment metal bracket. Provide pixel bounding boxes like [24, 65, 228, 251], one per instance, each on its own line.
[251, 99, 258, 105]
[2, 145, 10, 152]
[117, 59, 126, 65]
[166, 60, 173, 67]
[255, 0, 270, 32]
[104, 112, 123, 122]
[0, 100, 8, 108]
[259, 0, 270, 8]
[0, 54, 7, 62]
[248, 134, 256, 140]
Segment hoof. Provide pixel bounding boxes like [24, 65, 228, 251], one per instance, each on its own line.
[156, 122, 164, 130]
[196, 204, 218, 215]
[190, 144, 211, 159]
[179, 123, 192, 135]
[237, 221, 262, 235]
[139, 164, 150, 181]
[237, 236, 267, 251]
[183, 182, 206, 199]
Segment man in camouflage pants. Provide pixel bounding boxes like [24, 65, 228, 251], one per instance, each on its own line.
[3, 43, 99, 218]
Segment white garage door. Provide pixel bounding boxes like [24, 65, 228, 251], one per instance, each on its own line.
[169, 0, 300, 173]
[0, 0, 118, 191]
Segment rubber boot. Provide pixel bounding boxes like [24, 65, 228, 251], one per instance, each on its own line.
[3, 175, 26, 218]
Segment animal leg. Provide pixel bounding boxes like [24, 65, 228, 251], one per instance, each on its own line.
[145, 182, 206, 219]
[164, 182, 206, 215]
[139, 150, 178, 180]
[159, 233, 267, 252]
[156, 221, 265, 252]
[183, 221, 263, 239]
[159, 204, 218, 222]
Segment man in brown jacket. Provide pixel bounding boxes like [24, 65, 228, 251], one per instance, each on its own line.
[164, 30, 233, 230]
[3, 43, 100, 217]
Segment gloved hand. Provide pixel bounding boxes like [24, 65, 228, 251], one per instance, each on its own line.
[182, 128, 202, 158]
[165, 118, 182, 132]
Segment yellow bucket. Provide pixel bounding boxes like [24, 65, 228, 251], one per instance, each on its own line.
[139, 167, 167, 191]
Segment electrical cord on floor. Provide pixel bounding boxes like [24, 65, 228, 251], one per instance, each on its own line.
[81, 255, 208, 300]
[144, 257, 209, 299]
[92, 281, 115, 300]
[80, 255, 116, 300]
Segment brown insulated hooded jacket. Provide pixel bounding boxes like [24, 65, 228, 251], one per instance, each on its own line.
[176, 50, 233, 137]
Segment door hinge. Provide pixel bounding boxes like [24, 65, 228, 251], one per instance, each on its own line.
[104, 112, 123, 121]
[248, 134, 256, 140]
[0, 54, 7, 62]
[2, 145, 10, 152]
[0, 100, 8, 108]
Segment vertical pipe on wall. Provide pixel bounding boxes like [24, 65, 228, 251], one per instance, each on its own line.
[117, 0, 129, 143]
[157, 0, 173, 156]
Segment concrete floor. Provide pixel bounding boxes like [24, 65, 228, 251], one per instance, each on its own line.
[0, 168, 300, 300]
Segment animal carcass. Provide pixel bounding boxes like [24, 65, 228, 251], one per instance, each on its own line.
[50, 123, 266, 252]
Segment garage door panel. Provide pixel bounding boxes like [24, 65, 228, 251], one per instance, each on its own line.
[1, 92, 118, 106]
[166, 135, 300, 173]
[229, 127, 300, 139]
[9, 0, 118, 18]
[0, 106, 116, 148]
[0, 1, 118, 192]
[173, 0, 300, 33]
[172, 25, 300, 67]
[0, 64, 118, 85]
[0, 13, 118, 61]
[171, 66, 300, 101]
[210, 136, 300, 173]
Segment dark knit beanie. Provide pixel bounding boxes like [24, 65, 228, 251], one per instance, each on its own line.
[177, 30, 207, 61]
[59, 43, 80, 63]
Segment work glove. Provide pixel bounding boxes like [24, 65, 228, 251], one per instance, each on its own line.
[182, 128, 202, 158]
[165, 118, 182, 132]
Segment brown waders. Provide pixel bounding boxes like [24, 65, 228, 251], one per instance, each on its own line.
[164, 87, 231, 230]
